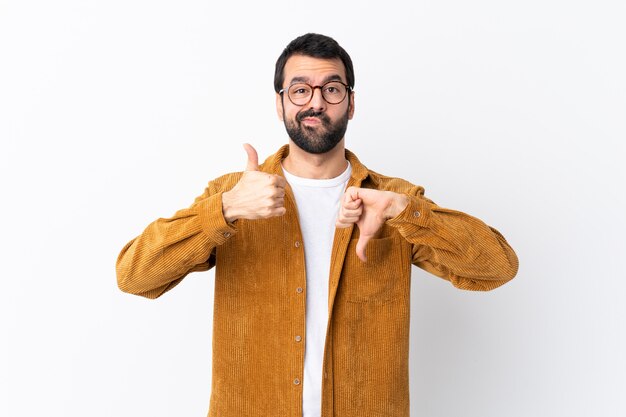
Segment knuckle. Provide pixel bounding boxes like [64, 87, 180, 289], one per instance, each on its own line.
[269, 175, 282, 186]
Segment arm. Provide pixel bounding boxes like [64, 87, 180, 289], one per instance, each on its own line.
[116, 144, 287, 299]
[337, 185, 518, 291]
[116, 183, 237, 299]
[386, 186, 519, 291]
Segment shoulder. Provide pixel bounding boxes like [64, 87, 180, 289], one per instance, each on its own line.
[364, 168, 426, 198]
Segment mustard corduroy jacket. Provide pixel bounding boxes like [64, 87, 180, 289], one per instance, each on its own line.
[116, 145, 518, 417]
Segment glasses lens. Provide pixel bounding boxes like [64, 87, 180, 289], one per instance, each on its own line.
[322, 82, 347, 104]
[288, 84, 313, 105]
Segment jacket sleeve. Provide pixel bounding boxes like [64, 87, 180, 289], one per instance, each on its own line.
[386, 185, 519, 291]
[116, 181, 238, 299]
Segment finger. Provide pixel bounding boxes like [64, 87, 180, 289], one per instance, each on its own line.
[342, 208, 362, 219]
[243, 143, 259, 171]
[271, 187, 286, 198]
[270, 175, 287, 188]
[272, 197, 285, 207]
[356, 234, 371, 262]
[343, 198, 362, 210]
[344, 187, 360, 203]
[336, 217, 355, 228]
[275, 175, 288, 188]
[336, 217, 358, 227]
[260, 205, 285, 218]
[272, 207, 287, 217]
[335, 208, 360, 226]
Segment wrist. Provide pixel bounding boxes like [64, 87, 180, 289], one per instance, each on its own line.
[385, 193, 409, 220]
[221, 191, 238, 224]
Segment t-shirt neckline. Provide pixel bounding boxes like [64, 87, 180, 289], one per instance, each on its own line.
[282, 161, 352, 188]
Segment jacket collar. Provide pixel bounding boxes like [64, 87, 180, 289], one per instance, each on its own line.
[261, 144, 369, 183]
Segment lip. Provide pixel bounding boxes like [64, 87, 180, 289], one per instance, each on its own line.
[301, 117, 321, 125]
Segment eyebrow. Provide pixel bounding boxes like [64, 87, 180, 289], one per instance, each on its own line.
[289, 74, 345, 85]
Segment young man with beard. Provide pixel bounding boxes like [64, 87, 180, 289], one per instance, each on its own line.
[116, 33, 518, 417]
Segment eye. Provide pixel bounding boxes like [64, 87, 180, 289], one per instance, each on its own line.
[289, 84, 311, 97]
[323, 82, 345, 96]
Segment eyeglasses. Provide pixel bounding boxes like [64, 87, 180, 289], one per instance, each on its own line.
[279, 81, 352, 106]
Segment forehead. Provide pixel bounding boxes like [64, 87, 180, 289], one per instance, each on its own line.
[283, 55, 347, 85]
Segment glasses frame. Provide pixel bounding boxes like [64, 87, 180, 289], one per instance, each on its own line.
[279, 80, 353, 106]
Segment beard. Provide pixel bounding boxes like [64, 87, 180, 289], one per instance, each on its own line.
[283, 107, 349, 154]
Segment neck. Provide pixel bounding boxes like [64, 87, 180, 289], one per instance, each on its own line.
[282, 140, 348, 179]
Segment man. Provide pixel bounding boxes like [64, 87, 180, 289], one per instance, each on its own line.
[116, 33, 518, 417]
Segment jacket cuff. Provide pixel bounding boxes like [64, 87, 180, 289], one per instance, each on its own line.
[386, 194, 433, 237]
[195, 192, 237, 244]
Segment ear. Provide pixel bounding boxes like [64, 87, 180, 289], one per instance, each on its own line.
[348, 91, 355, 120]
[276, 93, 284, 121]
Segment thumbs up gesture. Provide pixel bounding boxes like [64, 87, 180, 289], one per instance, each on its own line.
[336, 187, 409, 262]
[221, 144, 287, 223]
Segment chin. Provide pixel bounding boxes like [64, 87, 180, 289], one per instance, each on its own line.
[289, 133, 337, 153]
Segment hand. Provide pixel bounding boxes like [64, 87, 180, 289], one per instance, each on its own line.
[221, 144, 287, 223]
[336, 187, 409, 262]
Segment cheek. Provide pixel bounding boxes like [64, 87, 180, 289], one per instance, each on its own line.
[284, 107, 301, 122]
[331, 105, 350, 121]
[276, 96, 296, 122]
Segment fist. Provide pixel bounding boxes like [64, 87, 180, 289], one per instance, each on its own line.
[221, 144, 287, 223]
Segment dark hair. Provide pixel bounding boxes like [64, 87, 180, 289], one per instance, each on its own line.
[274, 33, 355, 93]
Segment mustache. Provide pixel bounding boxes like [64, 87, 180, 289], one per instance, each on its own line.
[297, 109, 331, 123]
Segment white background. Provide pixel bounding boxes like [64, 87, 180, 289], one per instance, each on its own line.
[1, 1, 625, 416]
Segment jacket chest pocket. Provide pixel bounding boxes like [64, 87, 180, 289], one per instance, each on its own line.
[339, 235, 408, 304]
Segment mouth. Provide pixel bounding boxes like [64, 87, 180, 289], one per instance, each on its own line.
[301, 117, 322, 126]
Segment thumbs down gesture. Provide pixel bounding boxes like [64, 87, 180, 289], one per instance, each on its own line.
[336, 186, 409, 262]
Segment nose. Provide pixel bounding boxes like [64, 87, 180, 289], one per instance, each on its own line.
[307, 86, 327, 111]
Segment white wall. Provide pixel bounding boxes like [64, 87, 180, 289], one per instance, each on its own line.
[1, 1, 624, 416]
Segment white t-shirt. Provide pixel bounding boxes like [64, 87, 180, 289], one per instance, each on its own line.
[282, 161, 352, 417]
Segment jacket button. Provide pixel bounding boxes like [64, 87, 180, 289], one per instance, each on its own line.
[413, 211, 421, 218]
[293, 378, 300, 385]
[294, 241, 301, 248]
[295, 335, 302, 342]
[223, 231, 232, 238]
[296, 287, 303, 294]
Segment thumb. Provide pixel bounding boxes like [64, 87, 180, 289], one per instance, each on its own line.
[355, 233, 371, 263]
[243, 143, 259, 171]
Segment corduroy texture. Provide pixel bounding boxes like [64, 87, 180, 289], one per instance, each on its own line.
[116, 145, 519, 417]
